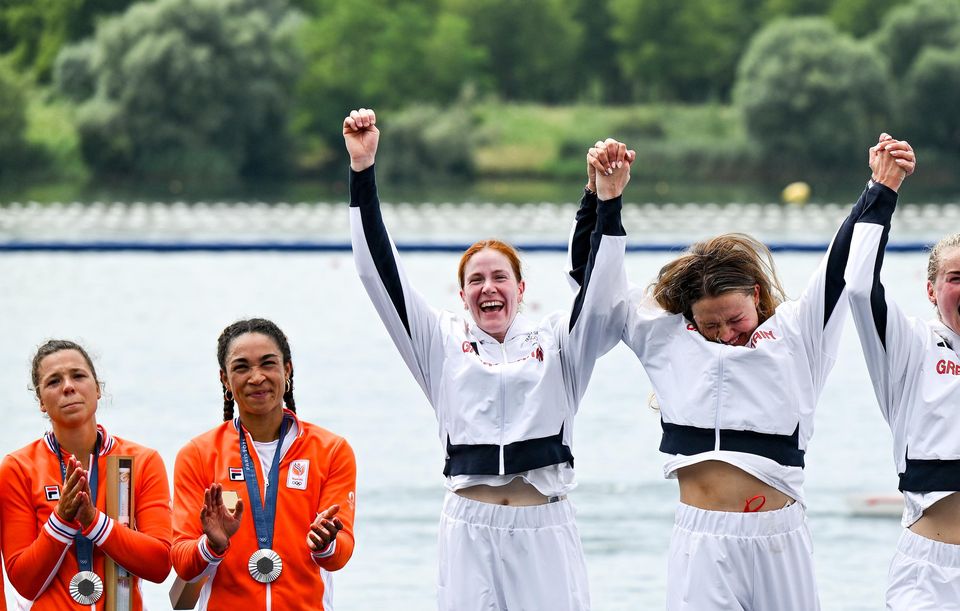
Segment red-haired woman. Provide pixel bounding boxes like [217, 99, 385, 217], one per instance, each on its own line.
[0, 340, 172, 610]
[344, 107, 629, 610]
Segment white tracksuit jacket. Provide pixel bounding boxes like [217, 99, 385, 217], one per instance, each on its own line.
[569, 187, 871, 504]
[349, 167, 629, 481]
[845, 181, 960, 527]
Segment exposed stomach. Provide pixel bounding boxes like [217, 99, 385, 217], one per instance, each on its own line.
[455, 476, 553, 506]
[677, 460, 794, 512]
[910, 492, 960, 544]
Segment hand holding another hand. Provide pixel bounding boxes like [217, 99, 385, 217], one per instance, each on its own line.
[869, 132, 915, 192]
[588, 138, 635, 201]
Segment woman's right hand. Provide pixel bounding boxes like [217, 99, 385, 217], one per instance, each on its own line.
[201, 483, 244, 554]
[343, 108, 379, 172]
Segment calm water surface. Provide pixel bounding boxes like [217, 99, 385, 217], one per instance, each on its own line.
[0, 246, 934, 609]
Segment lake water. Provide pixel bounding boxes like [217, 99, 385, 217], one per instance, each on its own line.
[0, 197, 951, 610]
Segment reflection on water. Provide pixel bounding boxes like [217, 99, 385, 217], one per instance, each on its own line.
[0, 247, 933, 610]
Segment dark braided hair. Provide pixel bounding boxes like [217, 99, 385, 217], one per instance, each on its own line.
[31, 339, 100, 397]
[216, 318, 296, 421]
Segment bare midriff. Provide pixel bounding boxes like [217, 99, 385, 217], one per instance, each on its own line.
[910, 492, 960, 544]
[455, 476, 553, 506]
[677, 460, 794, 512]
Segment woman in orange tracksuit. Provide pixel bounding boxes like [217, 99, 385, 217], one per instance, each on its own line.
[0, 340, 172, 610]
[172, 318, 356, 611]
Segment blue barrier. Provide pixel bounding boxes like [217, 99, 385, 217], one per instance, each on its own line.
[0, 240, 935, 253]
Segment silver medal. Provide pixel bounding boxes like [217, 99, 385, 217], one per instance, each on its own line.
[69, 570, 103, 604]
[248, 548, 282, 583]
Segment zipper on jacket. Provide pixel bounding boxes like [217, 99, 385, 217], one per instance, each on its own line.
[499, 340, 508, 475]
[714, 346, 724, 451]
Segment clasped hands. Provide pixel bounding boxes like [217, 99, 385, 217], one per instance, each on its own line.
[587, 138, 637, 201]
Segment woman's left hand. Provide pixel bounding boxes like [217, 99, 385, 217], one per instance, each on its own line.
[307, 504, 343, 552]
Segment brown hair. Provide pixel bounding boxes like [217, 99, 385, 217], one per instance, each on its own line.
[31, 340, 99, 397]
[651, 233, 787, 326]
[927, 233, 960, 285]
[457, 239, 523, 288]
[217, 318, 296, 421]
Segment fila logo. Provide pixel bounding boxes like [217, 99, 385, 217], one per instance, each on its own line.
[286, 460, 309, 489]
[228, 467, 244, 481]
[45, 485, 61, 501]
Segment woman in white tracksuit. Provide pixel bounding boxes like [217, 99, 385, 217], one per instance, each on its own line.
[343, 108, 631, 610]
[575, 139, 915, 610]
[845, 135, 958, 610]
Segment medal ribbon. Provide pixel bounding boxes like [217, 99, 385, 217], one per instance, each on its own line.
[53, 432, 101, 573]
[238, 415, 290, 550]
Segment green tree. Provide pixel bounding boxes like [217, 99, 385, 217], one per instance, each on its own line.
[827, 0, 901, 38]
[449, 0, 582, 103]
[734, 17, 891, 168]
[57, 0, 302, 182]
[0, 63, 31, 175]
[610, 0, 765, 102]
[0, 0, 139, 82]
[295, 0, 485, 154]
[902, 46, 960, 152]
[872, 0, 960, 81]
[571, 0, 629, 103]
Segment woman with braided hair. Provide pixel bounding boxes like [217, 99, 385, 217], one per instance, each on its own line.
[171, 318, 357, 610]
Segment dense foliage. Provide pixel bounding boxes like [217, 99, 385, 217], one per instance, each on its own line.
[3, 0, 960, 184]
[734, 18, 891, 168]
[0, 64, 30, 176]
[55, 0, 301, 181]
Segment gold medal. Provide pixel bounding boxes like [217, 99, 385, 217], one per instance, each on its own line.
[248, 548, 282, 583]
[69, 571, 103, 604]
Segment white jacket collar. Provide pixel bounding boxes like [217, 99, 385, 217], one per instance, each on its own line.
[469, 313, 537, 344]
[930, 319, 960, 351]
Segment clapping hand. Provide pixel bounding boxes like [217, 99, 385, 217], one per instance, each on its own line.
[307, 504, 343, 553]
[201, 483, 244, 555]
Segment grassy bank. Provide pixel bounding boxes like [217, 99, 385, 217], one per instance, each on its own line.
[472, 102, 753, 181]
[13, 98, 960, 202]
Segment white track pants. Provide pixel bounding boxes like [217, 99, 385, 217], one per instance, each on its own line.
[666, 501, 819, 610]
[886, 529, 960, 610]
[437, 491, 590, 611]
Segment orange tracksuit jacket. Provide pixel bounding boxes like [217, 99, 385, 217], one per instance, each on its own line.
[172, 410, 356, 610]
[0, 426, 172, 610]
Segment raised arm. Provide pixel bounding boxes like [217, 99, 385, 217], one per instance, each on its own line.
[345, 108, 443, 405]
[561, 139, 633, 404]
[785, 136, 914, 394]
[845, 135, 919, 423]
[567, 139, 633, 288]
